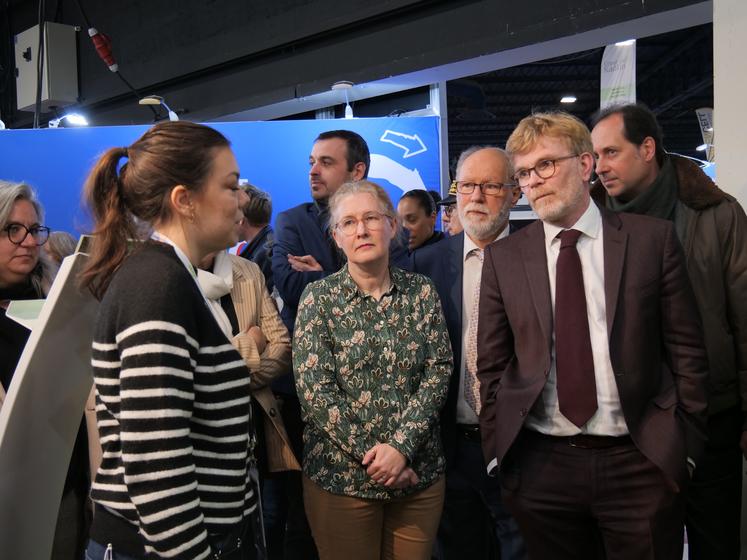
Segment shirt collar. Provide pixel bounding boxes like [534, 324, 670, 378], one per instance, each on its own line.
[463, 225, 509, 261]
[542, 199, 601, 249]
[339, 263, 403, 302]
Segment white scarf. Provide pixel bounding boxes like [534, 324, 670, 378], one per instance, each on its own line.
[196, 251, 235, 340]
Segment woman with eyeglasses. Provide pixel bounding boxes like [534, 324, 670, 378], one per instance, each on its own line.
[293, 181, 453, 560]
[79, 121, 261, 559]
[0, 180, 90, 559]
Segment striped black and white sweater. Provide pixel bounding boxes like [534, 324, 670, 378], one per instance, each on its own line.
[90, 242, 257, 559]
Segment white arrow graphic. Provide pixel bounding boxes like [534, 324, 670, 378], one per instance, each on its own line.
[369, 154, 426, 192]
[379, 130, 427, 158]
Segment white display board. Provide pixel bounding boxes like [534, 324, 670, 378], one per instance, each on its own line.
[0, 248, 97, 559]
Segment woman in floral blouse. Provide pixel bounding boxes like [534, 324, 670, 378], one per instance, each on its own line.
[293, 180, 453, 560]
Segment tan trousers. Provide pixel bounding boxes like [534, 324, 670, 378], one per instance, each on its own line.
[303, 475, 445, 560]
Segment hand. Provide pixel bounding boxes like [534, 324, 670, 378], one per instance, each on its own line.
[388, 467, 420, 489]
[362, 443, 407, 486]
[740, 430, 747, 461]
[247, 326, 267, 355]
[288, 254, 323, 272]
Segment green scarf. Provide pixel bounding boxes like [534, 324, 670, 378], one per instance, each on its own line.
[606, 157, 678, 221]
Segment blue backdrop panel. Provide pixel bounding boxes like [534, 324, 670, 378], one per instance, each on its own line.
[0, 116, 441, 234]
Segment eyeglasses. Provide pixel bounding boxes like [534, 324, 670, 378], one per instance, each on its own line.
[451, 181, 516, 196]
[442, 205, 456, 217]
[512, 154, 579, 188]
[335, 212, 391, 236]
[3, 223, 50, 246]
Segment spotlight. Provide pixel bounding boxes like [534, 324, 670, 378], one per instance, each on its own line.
[48, 113, 89, 128]
[139, 95, 179, 121]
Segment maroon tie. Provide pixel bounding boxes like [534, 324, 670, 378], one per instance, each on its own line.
[555, 229, 597, 427]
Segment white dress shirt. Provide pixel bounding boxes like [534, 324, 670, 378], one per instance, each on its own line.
[524, 201, 629, 436]
[456, 226, 510, 425]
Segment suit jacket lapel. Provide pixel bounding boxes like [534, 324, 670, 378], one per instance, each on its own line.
[520, 222, 553, 345]
[449, 233, 465, 342]
[601, 206, 627, 338]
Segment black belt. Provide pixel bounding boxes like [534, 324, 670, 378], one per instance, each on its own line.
[522, 429, 632, 449]
[456, 424, 481, 442]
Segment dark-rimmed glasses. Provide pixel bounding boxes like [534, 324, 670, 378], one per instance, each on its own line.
[335, 212, 391, 236]
[3, 223, 51, 246]
[513, 154, 579, 188]
[451, 181, 516, 196]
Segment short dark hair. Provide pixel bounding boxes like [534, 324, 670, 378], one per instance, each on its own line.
[591, 103, 666, 166]
[241, 183, 272, 226]
[315, 130, 370, 178]
[400, 189, 436, 216]
[426, 189, 441, 207]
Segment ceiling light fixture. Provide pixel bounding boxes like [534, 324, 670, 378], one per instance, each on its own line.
[139, 95, 179, 121]
[560, 95, 577, 104]
[332, 81, 355, 119]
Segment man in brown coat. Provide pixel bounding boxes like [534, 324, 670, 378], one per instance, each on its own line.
[591, 103, 747, 559]
[477, 111, 708, 559]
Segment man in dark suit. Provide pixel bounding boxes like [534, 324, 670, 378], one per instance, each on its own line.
[273, 129, 369, 333]
[412, 146, 526, 559]
[477, 111, 709, 560]
[237, 183, 275, 292]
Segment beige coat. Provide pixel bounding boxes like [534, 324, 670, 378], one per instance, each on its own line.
[228, 255, 300, 472]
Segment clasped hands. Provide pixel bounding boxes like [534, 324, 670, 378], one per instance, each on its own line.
[362, 443, 419, 490]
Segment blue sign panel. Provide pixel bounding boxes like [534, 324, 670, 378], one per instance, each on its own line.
[0, 116, 441, 234]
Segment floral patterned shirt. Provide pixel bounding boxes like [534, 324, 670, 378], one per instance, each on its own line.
[293, 265, 453, 499]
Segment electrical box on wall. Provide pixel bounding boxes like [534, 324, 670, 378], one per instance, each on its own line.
[14, 22, 79, 113]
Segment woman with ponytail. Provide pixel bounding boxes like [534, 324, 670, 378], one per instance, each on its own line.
[80, 121, 261, 559]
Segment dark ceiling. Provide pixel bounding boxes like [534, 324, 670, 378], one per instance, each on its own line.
[446, 23, 714, 162]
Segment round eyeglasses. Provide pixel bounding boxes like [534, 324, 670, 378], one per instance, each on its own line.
[512, 154, 579, 188]
[3, 223, 51, 246]
[335, 212, 391, 236]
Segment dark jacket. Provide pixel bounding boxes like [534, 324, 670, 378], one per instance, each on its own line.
[239, 224, 275, 293]
[592, 155, 747, 426]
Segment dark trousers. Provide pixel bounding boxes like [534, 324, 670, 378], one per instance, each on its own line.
[686, 406, 744, 559]
[439, 426, 526, 560]
[263, 395, 318, 560]
[502, 430, 685, 560]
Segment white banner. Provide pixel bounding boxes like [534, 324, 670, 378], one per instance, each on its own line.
[600, 41, 636, 108]
[695, 107, 715, 162]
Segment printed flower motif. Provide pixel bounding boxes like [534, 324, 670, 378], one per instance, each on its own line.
[358, 391, 372, 407]
[305, 354, 319, 368]
[351, 330, 365, 345]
